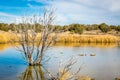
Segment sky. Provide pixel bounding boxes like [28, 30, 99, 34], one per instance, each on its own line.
[0, 0, 120, 25]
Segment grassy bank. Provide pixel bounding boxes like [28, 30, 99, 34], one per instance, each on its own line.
[56, 33, 119, 43]
[0, 31, 17, 43]
[0, 31, 119, 44]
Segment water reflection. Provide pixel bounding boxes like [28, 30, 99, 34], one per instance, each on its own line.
[55, 43, 118, 48]
[18, 65, 94, 80]
[0, 44, 11, 51]
[19, 66, 46, 80]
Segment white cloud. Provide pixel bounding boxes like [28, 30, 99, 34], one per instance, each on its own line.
[68, 0, 120, 12]
[0, 12, 17, 17]
[0, 12, 20, 23]
[45, 0, 120, 25]
[108, 1, 120, 12]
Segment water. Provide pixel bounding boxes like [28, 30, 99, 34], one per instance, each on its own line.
[0, 43, 120, 80]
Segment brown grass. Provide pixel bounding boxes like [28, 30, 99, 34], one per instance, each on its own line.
[56, 33, 119, 43]
[0, 31, 119, 44]
[0, 31, 17, 43]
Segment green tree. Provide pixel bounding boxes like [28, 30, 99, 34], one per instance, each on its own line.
[0, 23, 8, 31]
[86, 25, 92, 31]
[110, 25, 116, 30]
[9, 23, 15, 31]
[69, 24, 84, 34]
[99, 23, 110, 33]
[54, 25, 62, 31]
[62, 25, 69, 32]
[92, 24, 99, 30]
[34, 23, 42, 32]
[116, 25, 120, 32]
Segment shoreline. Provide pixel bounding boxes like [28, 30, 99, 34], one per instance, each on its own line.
[0, 42, 119, 51]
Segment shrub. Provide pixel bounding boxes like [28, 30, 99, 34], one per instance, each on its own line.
[68, 24, 84, 34]
[116, 26, 120, 32]
[99, 23, 110, 33]
[0, 23, 8, 31]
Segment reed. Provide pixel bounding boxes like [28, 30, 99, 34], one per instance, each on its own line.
[0, 32, 10, 43]
[0, 31, 119, 44]
[56, 33, 119, 43]
[0, 31, 17, 43]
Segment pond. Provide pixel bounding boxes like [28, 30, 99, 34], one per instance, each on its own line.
[0, 43, 120, 80]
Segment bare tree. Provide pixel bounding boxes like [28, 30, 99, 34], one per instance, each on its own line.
[13, 8, 57, 66]
[50, 58, 82, 80]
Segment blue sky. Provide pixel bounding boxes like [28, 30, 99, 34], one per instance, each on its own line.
[0, 0, 120, 25]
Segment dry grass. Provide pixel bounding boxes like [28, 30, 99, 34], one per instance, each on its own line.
[0, 31, 17, 43]
[56, 33, 119, 43]
[0, 31, 11, 43]
[0, 31, 119, 44]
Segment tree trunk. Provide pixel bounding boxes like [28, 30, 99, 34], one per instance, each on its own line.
[27, 54, 34, 66]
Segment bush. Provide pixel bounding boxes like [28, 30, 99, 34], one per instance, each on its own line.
[63, 25, 69, 32]
[116, 26, 120, 32]
[99, 23, 110, 33]
[54, 25, 62, 31]
[0, 23, 8, 31]
[68, 24, 84, 34]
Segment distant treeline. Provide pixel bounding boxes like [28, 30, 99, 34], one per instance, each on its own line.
[0, 23, 120, 34]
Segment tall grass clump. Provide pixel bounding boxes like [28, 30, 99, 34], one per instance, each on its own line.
[0, 32, 10, 43]
[0, 31, 17, 43]
[56, 33, 119, 43]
